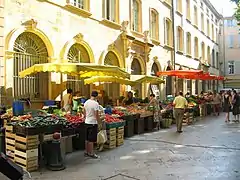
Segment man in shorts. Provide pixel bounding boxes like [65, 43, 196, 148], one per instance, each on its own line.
[83, 91, 100, 158]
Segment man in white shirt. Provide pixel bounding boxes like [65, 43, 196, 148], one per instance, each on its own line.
[83, 91, 100, 158]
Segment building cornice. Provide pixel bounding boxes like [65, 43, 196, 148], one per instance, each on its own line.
[203, 0, 223, 19]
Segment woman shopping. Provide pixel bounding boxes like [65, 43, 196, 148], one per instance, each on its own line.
[231, 90, 240, 123]
[223, 91, 232, 122]
[147, 94, 161, 130]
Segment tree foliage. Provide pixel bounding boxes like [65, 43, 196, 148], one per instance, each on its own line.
[231, 0, 240, 21]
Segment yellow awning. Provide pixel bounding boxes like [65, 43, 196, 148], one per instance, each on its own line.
[84, 76, 135, 86]
[19, 63, 130, 79]
[134, 75, 164, 84]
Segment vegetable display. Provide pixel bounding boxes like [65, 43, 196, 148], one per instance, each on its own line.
[105, 114, 123, 123]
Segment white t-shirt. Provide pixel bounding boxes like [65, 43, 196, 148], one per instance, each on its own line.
[84, 99, 99, 124]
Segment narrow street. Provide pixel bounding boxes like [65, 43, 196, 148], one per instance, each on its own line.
[24, 114, 240, 180]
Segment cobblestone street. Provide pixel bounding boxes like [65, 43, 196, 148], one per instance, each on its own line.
[2, 114, 240, 180]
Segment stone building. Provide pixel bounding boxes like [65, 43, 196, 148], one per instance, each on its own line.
[0, 0, 223, 105]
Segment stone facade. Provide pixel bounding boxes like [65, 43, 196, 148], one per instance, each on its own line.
[1, 0, 222, 105]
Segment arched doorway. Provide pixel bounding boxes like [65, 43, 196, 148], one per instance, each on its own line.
[66, 43, 90, 97]
[166, 66, 172, 96]
[13, 32, 49, 99]
[131, 58, 142, 98]
[103, 51, 120, 102]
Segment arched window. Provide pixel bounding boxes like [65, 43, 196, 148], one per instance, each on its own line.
[212, 49, 215, 67]
[177, 26, 184, 52]
[103, 0, 119, 23]
[194, 6, 198, 26]
[201, 13, 204, 32]
[186, 0, 191, 20]
[207, 46, 211, 63]
[13, 32, 49, 99]
[176, 0, 182, 13]
[194, 37, 199, 58]
[164, 18, 173, 46]
[201, 42, 205, 61]
[207, 19, 210, 36]
[150, 9, 159, 40]
[132, 0, 142, 32]
[211, 24, 214, 40]
[186, 32, 191, 55]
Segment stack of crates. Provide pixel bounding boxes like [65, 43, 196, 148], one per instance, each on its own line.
[104, 128, 116, 149]
[116, 126, 124, 146]
[5, 125, 15, 161]
[14, 134, 39, 172]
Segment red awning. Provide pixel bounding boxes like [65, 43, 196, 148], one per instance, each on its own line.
[157, 70, 203, 77]
[177, 73, 225, 81]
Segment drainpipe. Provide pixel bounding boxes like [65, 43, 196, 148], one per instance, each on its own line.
[171, 0, 177, 95]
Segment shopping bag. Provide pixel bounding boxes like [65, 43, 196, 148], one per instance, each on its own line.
[97, 130, 107, 144]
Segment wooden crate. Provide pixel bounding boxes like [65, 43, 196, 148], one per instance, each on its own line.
[104, 139, 116, 149]
[5, 131, 15, 161]
[15, 135, 39, 150]
[14, 148, 38, 172]
[106, 128, 116, 141]
[116, 138, 124, 146]
[116, 127, 124, 135]
[43, 133, 54, 142]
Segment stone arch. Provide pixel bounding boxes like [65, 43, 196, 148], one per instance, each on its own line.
[149, 57, 161, 75]
[99, 44, 124, 68]
[130, 55, 145, 74]
[5, 27, 54, 59]
[60, 33, 95, 63]
[104, 51, 119, 66]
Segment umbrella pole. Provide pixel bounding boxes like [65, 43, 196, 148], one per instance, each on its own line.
[60, 73, 63, 102]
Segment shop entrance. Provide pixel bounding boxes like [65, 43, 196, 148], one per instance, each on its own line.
[131, 58, 142, 98]
[165, 66, 172, 96]
[13, 32, 49, 100]
[66, 43, 90, 97]
[150, 62, 160, 97]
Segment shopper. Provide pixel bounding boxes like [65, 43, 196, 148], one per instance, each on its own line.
[173, 91, 188, 133]
[124, 91, 134, 106]
[147, 94, 160, 130]
[83, 91, 100, 158]
[232, 90, 240, 122]
[223, 91, 232, 122]
[212, 90, 221, 116]
[62, 88, 73, 112]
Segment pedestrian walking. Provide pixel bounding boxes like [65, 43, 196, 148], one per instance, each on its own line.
[231, 90, 240, 123]
[173, 91, 188, 133]
[212, 90, 221, 116]
[223, 91, 232, 122]
[83, 91, 100, 158]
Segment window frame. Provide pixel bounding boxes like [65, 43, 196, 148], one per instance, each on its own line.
[131, 0, 142, 33]
[201, 42, 205, 61]
[211, 24, 214, 41]
[102, 0, 120, 23]
[201, 13, 204, 32]
[228, 35, 234, 48]
[228, 61, 235, 75]
[149, 8, 159, 41]
[164, 17, 173, 47]
[194, 6, 198, 27]
[67, 0, 90, 11]
[177, 26, 184, 52]
[186, 0, 191, 21]
[194, 37, 199, 59]
[207, 19, 210, 37]
[207, 46, 210, 64]
[186, 32, 192, 55]
[176, 0, 183, 14]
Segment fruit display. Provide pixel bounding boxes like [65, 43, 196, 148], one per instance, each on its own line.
[64, 114, 84, 124]
[112, 109, 125, 117]
[105, 114, 123, 123]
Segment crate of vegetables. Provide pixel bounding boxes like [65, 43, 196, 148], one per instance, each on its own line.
[105, 114, 125, 129]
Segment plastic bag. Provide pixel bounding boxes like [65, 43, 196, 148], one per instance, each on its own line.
[97, 130, 107, 144]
